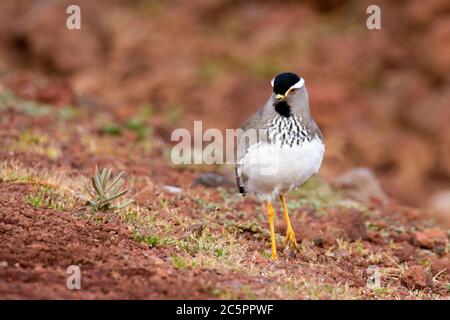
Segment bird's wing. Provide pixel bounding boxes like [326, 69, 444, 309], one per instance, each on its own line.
[235, 108, 268, 195]
[306, 117, 323, 142]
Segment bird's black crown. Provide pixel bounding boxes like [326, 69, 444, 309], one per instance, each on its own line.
[272, 72, 300, 95]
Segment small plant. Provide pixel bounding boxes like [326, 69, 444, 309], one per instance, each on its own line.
[83, 167, 133, 211]
[25, 187, 48, 208]
[125, 118, 149, 140]
[134, 233, 162, 248]
[171, 255, 189, 269]
[100, 123, 122, 136]
[214, 247, 224, 257]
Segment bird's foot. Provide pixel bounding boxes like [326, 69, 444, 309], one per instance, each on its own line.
[283, 228, 299, 252]
[271, 251, 278, 260]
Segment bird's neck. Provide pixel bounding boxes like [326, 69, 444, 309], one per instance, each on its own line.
[274, 101, 292, 117]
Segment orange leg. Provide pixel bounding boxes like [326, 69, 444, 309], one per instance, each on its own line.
[280, 194, 298, 251]
[265, 201, 278, 259]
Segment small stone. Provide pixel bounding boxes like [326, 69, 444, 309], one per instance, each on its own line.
[431, 258, 450, 276]
[433, 245, 446, 255]
[332, 167, 388, 204]
[413, 227, 448, 249]
[228, 280, 243, 290]
[429, 189, 450, 220]
[151, 256, 165, 267]
[186, 223, 205, 236]
[313, 238, 324, 247]
[0, 261, 8, 268]
[162, 185, 183, 194]
[401, 265, 433, 290]
[193, 172, 234, 188]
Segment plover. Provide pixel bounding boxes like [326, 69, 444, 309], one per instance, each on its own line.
[235, 72, 324, 259]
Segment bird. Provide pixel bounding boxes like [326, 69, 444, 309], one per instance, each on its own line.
[235, 72, 324, 259]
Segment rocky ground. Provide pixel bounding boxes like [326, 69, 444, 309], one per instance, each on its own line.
[0, 86, 449, 299]
[1, 0, 449, 207]
[0, 0, 449, 299]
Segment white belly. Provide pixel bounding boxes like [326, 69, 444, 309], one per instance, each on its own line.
[240, 137, 324, 199]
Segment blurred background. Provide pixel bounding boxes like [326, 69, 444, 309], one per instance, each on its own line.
[0, 0, 449, 209]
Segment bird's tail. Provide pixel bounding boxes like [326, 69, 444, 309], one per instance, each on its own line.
[235, 165, 246, 196]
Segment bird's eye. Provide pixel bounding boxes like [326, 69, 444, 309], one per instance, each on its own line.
[289, 89, 297, 94]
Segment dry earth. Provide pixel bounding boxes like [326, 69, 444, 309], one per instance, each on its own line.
[0, 0, 449, 300]
[0, 88, 449, 299]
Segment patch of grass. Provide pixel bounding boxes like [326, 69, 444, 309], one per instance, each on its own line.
[25, 186, 75, 211]
[87, 212, 109, 224]
[25, 187, 48, 208]
[214, 246, 224, 257]
[279, 274, 361, 300]
[97, 108, 151, 141]
[0, 161, 79, 197]
[58, 106, 79, 120]
[372, 286, 393, 297]
[119, 206, 143, 225]
[211, 288, 235, 299]
[0, 89, 81, 120]
[0, 161, 34, 183]
[181, 228, 219, 256]
[336, 238, 352, 255]
[287, 176, 364, 215]
[226, 220, 264, 238]
[134, 233, 165, 248]
[80, 132, 129, 157]
[100, 123, 123, 136]
[195, 198, 220, 214]
[0, 89, 15, 107]
[117, 204, 181, 249]
[137, 103, 154, 119]
[18, 131, 45, 146]
[261, 251, 272, 259]
[20, 102, 49, 117]
[125, 118, 149, 140]
[353, 239, 369, 257]
[11, 131, 61, 160]
[217, 187, 241, 207]
[171, 255, 191, 269]
[367, 251, 383, 265]
[176, 230, 252, 274]
[144, 235, 161, 247]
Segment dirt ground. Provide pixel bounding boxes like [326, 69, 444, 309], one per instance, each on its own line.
[0, 0, 450, 299]
[0, 96, 449, 299]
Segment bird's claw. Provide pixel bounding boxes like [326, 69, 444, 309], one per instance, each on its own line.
[283, 228, 299, 252]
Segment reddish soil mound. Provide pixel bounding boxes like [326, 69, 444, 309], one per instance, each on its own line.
[0, 183, 271, 299]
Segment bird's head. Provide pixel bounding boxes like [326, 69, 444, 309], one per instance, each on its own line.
[271, 72, 305, 101]
[270, 72, 309, 117]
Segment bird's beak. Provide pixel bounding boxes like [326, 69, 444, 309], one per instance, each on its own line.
[275, 88, 295, 100]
